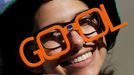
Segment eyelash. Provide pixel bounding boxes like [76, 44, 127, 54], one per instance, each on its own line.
[84, 31, 96, 38]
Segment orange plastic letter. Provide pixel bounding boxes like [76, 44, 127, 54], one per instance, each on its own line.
[19, 37, 45, 67]
[100, 4, 128, 32]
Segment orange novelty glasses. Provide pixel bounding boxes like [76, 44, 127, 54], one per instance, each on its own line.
[19, 4, 128, 67]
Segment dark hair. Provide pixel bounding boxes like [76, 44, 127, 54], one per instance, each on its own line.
[0, 0, 120, 75]
[0, 0, 45, 75]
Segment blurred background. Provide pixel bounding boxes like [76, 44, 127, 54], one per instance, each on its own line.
[112, 0, 134, 75]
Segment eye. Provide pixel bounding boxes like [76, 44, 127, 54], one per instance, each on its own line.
[80, 20, 98, 38]
[84, 31, 97, 38]
[40, 30, 62, 42]
[40, 30, 65, 50]
[79, 16, 91, 25]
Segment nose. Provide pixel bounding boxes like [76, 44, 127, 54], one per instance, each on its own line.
[68, 31, 85, 50]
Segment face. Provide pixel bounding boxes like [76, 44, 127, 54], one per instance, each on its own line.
[34, 0, 107, 75]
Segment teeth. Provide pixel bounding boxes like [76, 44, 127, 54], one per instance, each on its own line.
[77, 57, 82, 62]
[74, 59, 78, 63]
[82, 54, 86, 60]
[72, 52, 92, 63]
[87, 52, 92, 57]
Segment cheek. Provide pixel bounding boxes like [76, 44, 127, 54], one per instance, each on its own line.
[99, 47, 107, 68]
[96, 47, 107, 73]
[94, 48, 107, 67]
[44, 40, 62, 55]
[100, 48, 107, 60]
[98, 37, 107, 61]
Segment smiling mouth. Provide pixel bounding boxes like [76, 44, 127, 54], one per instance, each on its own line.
[72, 51, 92, 63]
[60, 47, 96, 67]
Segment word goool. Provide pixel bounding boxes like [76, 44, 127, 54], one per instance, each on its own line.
[19, 4, 128, 67]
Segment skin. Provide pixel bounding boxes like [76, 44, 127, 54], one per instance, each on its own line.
[34, 0, 107, 75]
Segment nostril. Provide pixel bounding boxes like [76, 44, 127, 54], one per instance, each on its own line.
[60, 47, 80, 58]
[63, 46, 80, 56]
[69, 47, 79, 55]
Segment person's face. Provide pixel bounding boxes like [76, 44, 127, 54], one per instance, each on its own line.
[35, 0, 107, 75]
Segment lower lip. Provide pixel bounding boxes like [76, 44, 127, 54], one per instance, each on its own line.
[65, 50, 96, 68]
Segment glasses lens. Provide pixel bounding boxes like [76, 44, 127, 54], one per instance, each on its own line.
[40, 29, 66, 52]
[79, 12, 104, 39]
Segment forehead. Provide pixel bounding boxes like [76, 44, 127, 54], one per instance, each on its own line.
[35, 0, 89, 30]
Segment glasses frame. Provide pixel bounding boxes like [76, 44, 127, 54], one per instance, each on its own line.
[19, 4, 128, 67]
